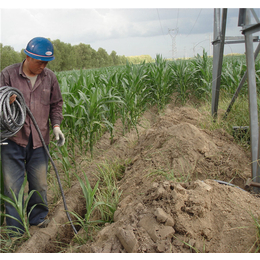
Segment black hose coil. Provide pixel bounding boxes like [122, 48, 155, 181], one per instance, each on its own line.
[0, 86, 26, 142]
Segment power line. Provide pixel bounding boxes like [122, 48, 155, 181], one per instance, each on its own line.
[157, 9, 167, 40]
[186, 9, 202, 37]
[176, 9, 179, 32]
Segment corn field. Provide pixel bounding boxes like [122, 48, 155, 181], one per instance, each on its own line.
[53, 52, 260, 160]
[40, 51, 260, 197]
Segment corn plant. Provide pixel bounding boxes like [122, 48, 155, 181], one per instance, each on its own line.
[69, 172, 114, 233]
[50, 140, 75, 188]
[221, 58, 247, 95]
[190, 49, 212, 100]
[170, 59, 197, 104]
[98, 71, 125, 143]
[77, 87, 119, 156]
[148, 54, 174, 111]
[118, 61, 150, 135]
[0, 175, 43, 237]
[62, 92, 88, 153]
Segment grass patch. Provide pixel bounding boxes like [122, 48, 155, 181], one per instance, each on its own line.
[69, 159, 127, 243]
[0, 175, 43, 238]
[198, 94, 252, 149]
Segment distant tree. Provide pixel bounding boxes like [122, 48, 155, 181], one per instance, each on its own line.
[96, 47, 112, 67]
[0, 40, 131, 72]
[119, 55, 127, 65]
[73, 43, 96, 69]
[20, 49, 26, 60]
[110, 50, 121, 66]
[47, 39, 76, 71]
[47, 40, 62, 71]
[0, 44, 23, 71]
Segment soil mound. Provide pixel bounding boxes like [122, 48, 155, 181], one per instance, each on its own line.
[87, 179, 259, 253]
[16, 104, 260, 253]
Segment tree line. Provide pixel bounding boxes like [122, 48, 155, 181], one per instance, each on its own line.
[0, 40, 154, 72]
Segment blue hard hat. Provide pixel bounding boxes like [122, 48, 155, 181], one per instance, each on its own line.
[24, 37, 55, 61]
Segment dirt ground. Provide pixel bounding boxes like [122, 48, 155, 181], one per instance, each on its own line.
[16, 101, 260, 253]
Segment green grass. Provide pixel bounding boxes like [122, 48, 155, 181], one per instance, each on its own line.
[198, 94, 252, 149]
[69, 170, 116, 237]
[249, 213, 260, 252]
[95, 160, 126, 222]
[0, 175, 43, 238]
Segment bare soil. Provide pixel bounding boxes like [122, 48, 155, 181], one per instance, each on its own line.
[16, 101, 260, 253]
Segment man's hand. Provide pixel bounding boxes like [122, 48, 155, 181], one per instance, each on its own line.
[9, 94, 17, 104]
[53, 126, 65, 146]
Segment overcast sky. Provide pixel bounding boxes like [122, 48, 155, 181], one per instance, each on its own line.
[1, 2, 260, 59]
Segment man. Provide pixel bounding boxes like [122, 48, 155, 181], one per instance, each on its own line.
[0, 37, 65, 236]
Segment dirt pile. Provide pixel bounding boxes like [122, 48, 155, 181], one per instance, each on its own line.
[85, 179, 259, 253]
[16, 104, 260, 253]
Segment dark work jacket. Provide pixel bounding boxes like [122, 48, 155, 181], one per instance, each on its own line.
[0, 60, 63, 149]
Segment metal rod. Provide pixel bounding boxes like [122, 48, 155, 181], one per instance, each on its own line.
[244, 9, 260, 193]
[250, 8, 260, 23]
[238, 8, 246, 26]
[258, 129, 260, 187]
[224, 41, 260, 118]
[211, 8, 227, 118]
[242, 23, 260, 35]
[250, 182, 260, 188]
[212, 36, 259, 45]
[211, 9, 220, 118]
[245, 178, 260, 189]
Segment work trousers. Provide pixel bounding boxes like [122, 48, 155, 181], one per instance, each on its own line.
[1, 133, 49, 235]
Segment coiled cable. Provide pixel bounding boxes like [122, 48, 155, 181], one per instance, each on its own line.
[0, 86, 26, 142]
[0, 86, 77, 234]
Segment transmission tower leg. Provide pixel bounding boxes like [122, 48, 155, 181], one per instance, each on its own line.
[224, 41, 260, 118]
[258, 130, 260, 189]
[211, 9, 227, 118]
[244, 9, 260, 193]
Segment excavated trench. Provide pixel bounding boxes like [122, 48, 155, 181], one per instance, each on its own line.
[15, 105, 260, 253]
[17, 182, 84, 253]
